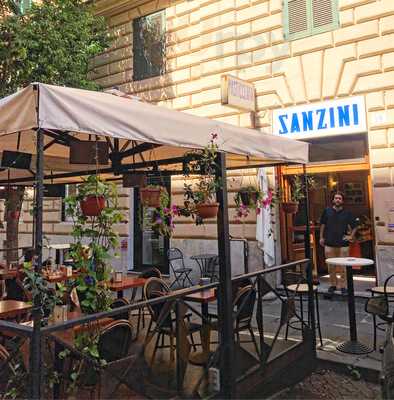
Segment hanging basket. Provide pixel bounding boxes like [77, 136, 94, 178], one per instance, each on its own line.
[140, 187, 162, 207]
[240, 191, 258, 206]
[196, 203, 219, 219]
[80, 195, 106, 216]
[282, 201, 299, 214]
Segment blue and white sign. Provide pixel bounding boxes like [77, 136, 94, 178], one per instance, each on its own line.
[273, 96, 367, 139]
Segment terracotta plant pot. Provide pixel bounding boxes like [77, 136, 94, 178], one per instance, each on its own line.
[282, 201, 299, 214]
[240, 191, 258, 206]
[80, 195, 106, 216]
[140, 187, 161, 207]
[196, 203, 219, 219]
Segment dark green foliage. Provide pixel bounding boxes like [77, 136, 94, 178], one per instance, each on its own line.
[0, 0, 111, 97]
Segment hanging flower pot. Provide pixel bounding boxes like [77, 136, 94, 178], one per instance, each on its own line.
[80, 195, 106, 216]
[196, 203, 219, 219]
[240, 190, 259, 206]
[140, 187, 162, 207]
[282, 201, 299, 214]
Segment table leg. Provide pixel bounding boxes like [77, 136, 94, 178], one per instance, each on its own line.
[117, 290, 123, 299]
[336, 264, 372, 355]
[189, 302, 212, 366]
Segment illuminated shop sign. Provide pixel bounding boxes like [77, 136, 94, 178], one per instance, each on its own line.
[273, 96, 366, 139]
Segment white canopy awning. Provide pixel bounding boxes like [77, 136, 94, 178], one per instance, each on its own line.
[0, 83, 308, 183]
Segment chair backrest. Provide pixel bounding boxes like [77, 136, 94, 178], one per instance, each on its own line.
[167, 248, 185, 272]
[110, 298, 130, 321]
[98, 320, 133, 362]
[140, 267, 162, 280]
[233, 285, 256, 327]
[143, 277, 172, 327]
[5, 278, 29, 302]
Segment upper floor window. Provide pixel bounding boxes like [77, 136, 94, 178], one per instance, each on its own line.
[283, 0, 339, 41]
[133, 10, 166, 81]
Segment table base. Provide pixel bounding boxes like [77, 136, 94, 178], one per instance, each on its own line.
[336, 340, 373, 355]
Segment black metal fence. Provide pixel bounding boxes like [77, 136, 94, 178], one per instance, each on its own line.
[0, 259, 316, 399]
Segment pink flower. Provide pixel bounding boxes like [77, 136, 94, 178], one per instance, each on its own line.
[256, 207, 261, 215]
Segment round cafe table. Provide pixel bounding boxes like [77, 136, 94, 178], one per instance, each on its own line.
[326, 257, 374, 355]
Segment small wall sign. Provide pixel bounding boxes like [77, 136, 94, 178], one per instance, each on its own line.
[273, 96, 367, 139]
[221, 75, 256, 112]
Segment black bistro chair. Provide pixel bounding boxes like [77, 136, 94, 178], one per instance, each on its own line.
[143, 277, 201, 365]
[283, 270, 323, 347]
[167, 248, 193, 288]
[71, 320, 146, 398]
[366, 274, 394, 350]
[110, 298, 131, 322]
[131, 267, 162, 334]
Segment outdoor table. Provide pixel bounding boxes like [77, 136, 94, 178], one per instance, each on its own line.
[326, 257, 374, 355]
[0, 269, 19, 280]
[44, 271, 79, 284]
[107, 276, 146, 298]
[0, 300, 32, 319]
[190, 254, 218, 280]
[185, 288, 216, 366]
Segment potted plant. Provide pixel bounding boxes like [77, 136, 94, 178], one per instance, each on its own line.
[281, 175, 316, 214]
[141, 187, 180, 237]
[139, 184, 163, 208]
[78, 175, 108, 216]
[65, 175, 123, 313]
[182, 133, 221, 224]
[234, 186, 274, 219]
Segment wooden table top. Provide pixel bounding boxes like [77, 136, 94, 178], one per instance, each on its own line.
[107, 276, 146, 291]
[0, 269, 19, 279]
[185, 288, 216, 303]
[0, 300, 32, 319]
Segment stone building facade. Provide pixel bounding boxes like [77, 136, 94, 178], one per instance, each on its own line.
[3, 0, 394, 281]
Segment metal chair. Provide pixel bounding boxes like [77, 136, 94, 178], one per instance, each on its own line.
[110, 297, 131, 322]
[143, 277, 200, 365]
[70, 320, 146, 398]
[366, 274, 394, 350]
[283, 270, 323, 346]
[210, 285, 259, 356]
[167, 248, 193, 288]
[131, 267, 162, 334]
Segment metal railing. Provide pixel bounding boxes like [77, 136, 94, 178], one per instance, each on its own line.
[0, 259, 316, 399]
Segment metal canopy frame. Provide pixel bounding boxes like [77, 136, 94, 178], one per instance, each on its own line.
[1, 84, 312, 399]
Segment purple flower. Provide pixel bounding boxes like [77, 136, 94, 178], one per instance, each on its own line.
[163, 207, 170, 213]
[155, 217, 163, 225]
[84, 275, 95, 286]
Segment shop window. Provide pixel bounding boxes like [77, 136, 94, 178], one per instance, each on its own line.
[133, 10, 166, 81]
[283, 0, 339, 41]
[306, 135, 367, 163]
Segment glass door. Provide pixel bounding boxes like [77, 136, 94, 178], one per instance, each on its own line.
[133, 177, 170, 275]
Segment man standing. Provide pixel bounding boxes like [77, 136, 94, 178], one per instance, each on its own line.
[319, 192, 357, 298]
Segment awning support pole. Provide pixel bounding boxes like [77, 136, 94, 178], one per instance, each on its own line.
[216, 152, 235, 398]
[302, 164, 317, 352]
[30, 128, 44, 399]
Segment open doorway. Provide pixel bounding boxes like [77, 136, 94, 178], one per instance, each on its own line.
[280, 134, 375, 290]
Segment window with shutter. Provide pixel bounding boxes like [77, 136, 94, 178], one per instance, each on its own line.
[133, 10, 166, 82]
[283, 0, 339, 41]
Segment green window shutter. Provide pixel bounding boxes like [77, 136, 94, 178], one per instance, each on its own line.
[133, 9, 166, 82]
[284, 0, 338, 41]
[283, 0, 311, 41]
[311, 0, 339, 34]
